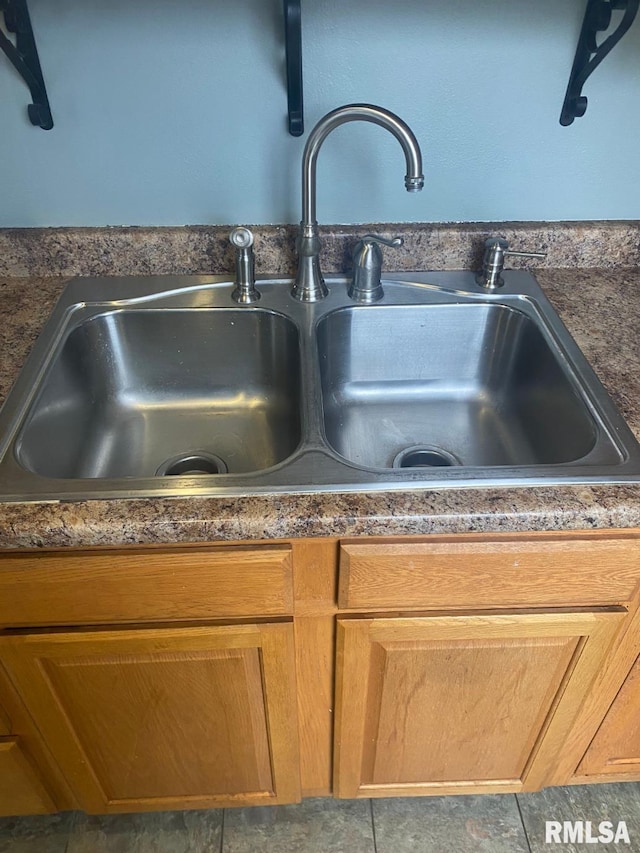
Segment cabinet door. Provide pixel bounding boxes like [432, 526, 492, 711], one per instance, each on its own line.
[0, 623, 300, 813]
[334, 610, 623, 798]
[0, 738, 55, 816]
[577, 653, 640, 778]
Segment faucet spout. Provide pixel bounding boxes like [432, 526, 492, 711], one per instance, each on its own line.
[292, 104, 424, 303]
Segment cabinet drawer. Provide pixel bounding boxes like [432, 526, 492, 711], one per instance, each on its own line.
[0, 545, 293, 627]
[0, 738, 55, 815]
[338, 534, 640, 611]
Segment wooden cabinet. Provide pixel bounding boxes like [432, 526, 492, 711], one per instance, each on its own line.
[567, 601, 640, 783]
[0, 738, 56, 816]
[334, 533, 640, 797]
[0, 622, 300, 813]
[577, 653, 640, 778]
[334, 609, 624, 798]
[0, 683, 63, 815]
[1, 530, 639, 815]
[0, 543, 301, 815]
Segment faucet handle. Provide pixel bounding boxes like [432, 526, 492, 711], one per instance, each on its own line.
[476, 237, 546, 290]
[360, 234, 404, 249]
[349, 235, 404, 303]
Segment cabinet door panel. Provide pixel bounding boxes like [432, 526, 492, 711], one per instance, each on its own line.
[578, 653, 640, 777]
[0, 623, 300, 812]
[335, 611, 623, 798]
[0, 738, 55, 816]
[367, 637, 578, 785]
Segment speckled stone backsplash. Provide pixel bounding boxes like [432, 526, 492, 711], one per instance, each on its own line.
[1, 221, 639, 278]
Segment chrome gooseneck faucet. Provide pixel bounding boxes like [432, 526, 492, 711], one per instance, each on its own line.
[291, 104, 424, 303]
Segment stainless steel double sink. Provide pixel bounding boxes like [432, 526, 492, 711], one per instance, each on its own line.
[0, 271, 639, 501]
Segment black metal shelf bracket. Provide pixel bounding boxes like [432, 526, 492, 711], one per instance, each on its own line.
[561, 0, 639, 125]
[283, 0, 303, 136]
[0, 0, 52, 129]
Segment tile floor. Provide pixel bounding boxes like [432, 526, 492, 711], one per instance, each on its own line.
[3, 784, 640, 852]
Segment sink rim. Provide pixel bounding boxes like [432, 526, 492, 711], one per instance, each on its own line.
[0, 271, 639, 502]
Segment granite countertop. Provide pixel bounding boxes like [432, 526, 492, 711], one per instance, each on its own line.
[1, 267, 640, 550]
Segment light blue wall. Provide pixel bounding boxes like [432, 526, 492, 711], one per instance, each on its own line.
[1, 0, 639, 226]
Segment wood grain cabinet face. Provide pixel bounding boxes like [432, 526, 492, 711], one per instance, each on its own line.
[0, 700, 10, 736]
[0, 546, 293, 627]
[0, 738, 55, 816]
[334, 610, 624, 799]
[0, 623, 301, 813]
[577, 653, 640, 777]
[338, 536, 640, 610]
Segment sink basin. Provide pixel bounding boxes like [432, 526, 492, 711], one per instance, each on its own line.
[0, 270, 638, 500]
[16, 307, 301, 479]
[316, 303, 608, 470]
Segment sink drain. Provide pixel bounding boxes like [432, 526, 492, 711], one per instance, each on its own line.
[156, 452, 228, 477]
[393, 445, 460, 469]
